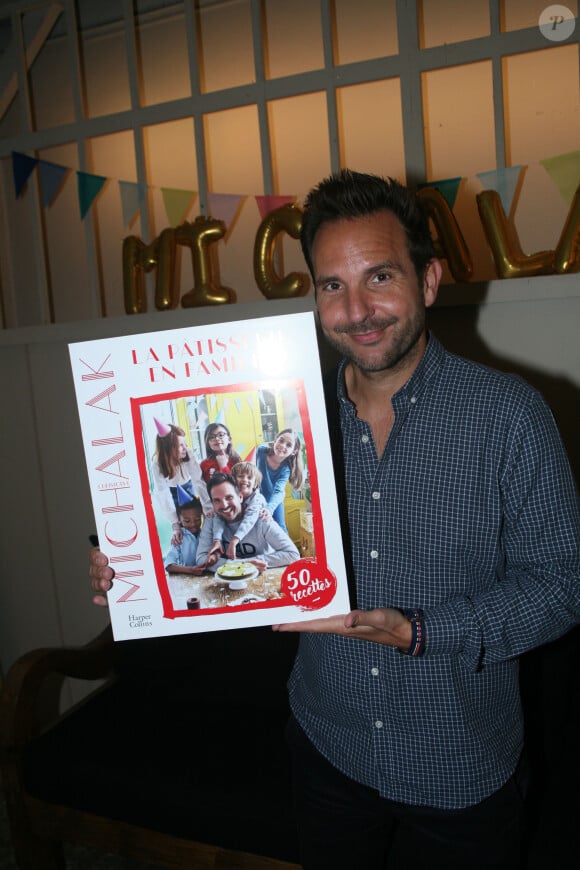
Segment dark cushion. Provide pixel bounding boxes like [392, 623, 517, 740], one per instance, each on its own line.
[22, 628, 300, 863]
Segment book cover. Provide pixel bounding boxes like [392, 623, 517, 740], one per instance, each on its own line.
[69, 310, 351, 640]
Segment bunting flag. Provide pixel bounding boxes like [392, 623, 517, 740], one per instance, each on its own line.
[255, 194, 295, 220]
[540, 151, 580, 206]
[12, 151, 38, 197]
[207, 192, 245, 233]
[234, 398, 242, 414]
[161, 187, 196, 227]
[213, 407, 225, 425]
[119, 180, 148, 226]
[476, 166, 523, 216]
[38, 160, 68, 208]
[77, 171, 107, 219]
[196, 409, 208, 427]
[417, 177, 462, 210]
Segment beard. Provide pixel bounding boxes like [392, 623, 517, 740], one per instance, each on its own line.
[322, 306, 426, 374]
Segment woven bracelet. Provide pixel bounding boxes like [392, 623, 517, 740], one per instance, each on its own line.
[399, 608, 426, 657]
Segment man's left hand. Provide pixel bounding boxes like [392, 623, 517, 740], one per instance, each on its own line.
[272, 608, 412, 650]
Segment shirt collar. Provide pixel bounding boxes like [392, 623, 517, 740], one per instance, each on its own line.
[336, 331, 445, 409]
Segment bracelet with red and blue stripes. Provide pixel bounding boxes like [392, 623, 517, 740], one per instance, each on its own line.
[399, 608, 426, 657]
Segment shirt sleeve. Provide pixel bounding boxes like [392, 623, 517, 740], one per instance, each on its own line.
[150, 460, 179, 526]
[266, 464, 291, 513]
[228, 491, 264, 543]
[262, 521, 300, 567]
[423, 393, 580, 671]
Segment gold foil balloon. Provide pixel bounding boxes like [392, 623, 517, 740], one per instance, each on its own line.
[416, 187, 472, 282]
[476, 190, 554, 279]
[177, 216, 236, 307]
[253, 203, 310, 299]
[122, 228, 177, 314]
[553, 182, 580, 274]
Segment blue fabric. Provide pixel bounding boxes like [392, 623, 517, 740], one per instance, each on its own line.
[288, 334, 580, 810]
[163, 528, 199, 568]
[256, 443, 291, 531]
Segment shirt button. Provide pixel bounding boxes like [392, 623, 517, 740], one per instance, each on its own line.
[371, 667, 379, 676]
[370, 550, 379, 559]
[410, 396, 417, 404]
[375, 720, 383, 729]
[372, 491, 380, 500]
[361, 434, 369, 443]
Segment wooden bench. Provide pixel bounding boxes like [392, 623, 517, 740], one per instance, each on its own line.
[0, 624, 301, 869]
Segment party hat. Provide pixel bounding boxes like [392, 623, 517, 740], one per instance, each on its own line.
[154, 417, 172, 437]
[176, 484, 193, 506]
[244, 446, 257, 463]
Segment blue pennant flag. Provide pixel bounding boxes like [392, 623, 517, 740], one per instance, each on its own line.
[12, 151, 38, 197]
[38, 160, 69, 207]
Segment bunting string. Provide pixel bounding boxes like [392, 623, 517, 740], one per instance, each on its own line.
[10, 149, 580, 227]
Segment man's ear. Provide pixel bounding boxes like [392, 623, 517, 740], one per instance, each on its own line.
[423, 259, 442, 309]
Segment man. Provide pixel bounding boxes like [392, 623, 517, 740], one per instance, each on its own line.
[197, 472, 299, 570]
[91, 170, 579, 869]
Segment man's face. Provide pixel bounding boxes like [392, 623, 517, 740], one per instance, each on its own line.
[179, 507, 202, 535]
[313, 210, 439, 375]
[210, 482, 243, 523]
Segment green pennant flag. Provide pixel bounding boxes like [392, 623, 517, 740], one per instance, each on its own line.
[417, 177, 463, 210]
[161, 188, 196, 227]
[540, 151, 580, 206]
[77, 171, 107, 219]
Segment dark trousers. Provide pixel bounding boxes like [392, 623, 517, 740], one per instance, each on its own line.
[286, 716, 527, 870]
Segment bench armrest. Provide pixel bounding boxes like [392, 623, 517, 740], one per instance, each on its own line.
[0, 625, 115, 749]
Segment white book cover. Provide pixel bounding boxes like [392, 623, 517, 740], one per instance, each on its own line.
[69, 310, 351, 640]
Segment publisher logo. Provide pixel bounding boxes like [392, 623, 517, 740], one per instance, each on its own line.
[539, 5, 576, 41]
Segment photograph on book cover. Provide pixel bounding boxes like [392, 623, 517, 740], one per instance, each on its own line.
[69, 310, 351, 640]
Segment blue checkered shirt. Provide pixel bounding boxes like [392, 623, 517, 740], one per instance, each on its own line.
[288, 334, 580, 809]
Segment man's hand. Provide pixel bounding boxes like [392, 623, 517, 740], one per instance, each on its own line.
[88, 547, 114, 607]
[272, 608, 413, 650]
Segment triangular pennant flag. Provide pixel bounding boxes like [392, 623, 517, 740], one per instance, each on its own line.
[255, 194, 295, 220]
[38, 160, 68, 208]
[161, 188, 196, 227]
[207, 192, 244, 232]
[213, 407, 225, 425]
[12, 151, 38, 197]
[244, 447, 256, 463]
[476, 166, 523, 216]
[234, 398, 242, 414]
[77, 171, 107, 219]
[119, 180, 148, 226]
[540, 151, 580, 206]
[417, 177, 462, 210]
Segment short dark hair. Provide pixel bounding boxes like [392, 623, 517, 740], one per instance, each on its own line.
[206, 472, 238, 498]
[300, 169, 435, 285]
[176, 496, 202, 516]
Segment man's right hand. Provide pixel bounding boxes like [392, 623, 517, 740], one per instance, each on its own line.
[89, 547, 114, 607]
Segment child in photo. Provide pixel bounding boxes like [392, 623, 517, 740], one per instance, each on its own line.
[164, 487, 205, 575]
[209, 461, 269, 561]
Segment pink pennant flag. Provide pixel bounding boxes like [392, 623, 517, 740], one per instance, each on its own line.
[255, 194, 296, 220]
[207, 192, 244, 234]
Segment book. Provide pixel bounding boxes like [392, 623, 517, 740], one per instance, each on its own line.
[69, 310, 351, 640]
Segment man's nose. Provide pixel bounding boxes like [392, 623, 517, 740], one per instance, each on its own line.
[345, 286, 374, 322]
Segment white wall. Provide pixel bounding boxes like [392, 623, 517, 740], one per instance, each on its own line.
[0, 277, 578, 701]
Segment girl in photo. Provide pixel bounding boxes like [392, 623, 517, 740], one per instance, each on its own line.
[256, 429, 304, 532]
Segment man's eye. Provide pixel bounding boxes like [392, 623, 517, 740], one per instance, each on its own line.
[373, 271, 390, 283]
